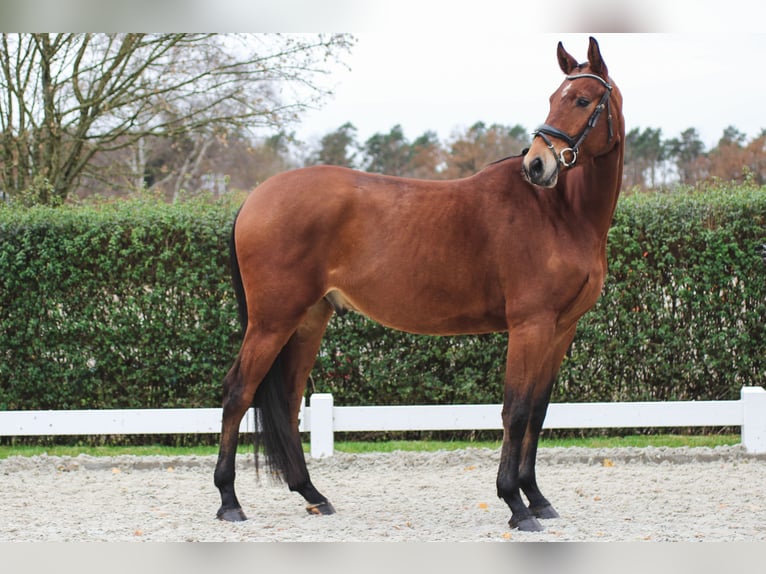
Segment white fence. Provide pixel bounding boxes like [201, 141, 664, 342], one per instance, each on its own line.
[1, 386, 765, 457]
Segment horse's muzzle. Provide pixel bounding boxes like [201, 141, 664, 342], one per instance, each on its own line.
[522, 154, 559, 188]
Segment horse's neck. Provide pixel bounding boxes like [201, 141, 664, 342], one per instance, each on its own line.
[568, 142, 624, 240]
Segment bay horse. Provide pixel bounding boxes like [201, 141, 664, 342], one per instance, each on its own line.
[214, 36, 624, 532]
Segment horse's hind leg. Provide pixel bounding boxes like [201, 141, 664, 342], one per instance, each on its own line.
[280, 300, 335, 514]
[214, 330, 290, 521]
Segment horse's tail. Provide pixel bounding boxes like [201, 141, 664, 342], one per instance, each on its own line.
[253, 352, 308, 487]
[230, 208, 307, 487]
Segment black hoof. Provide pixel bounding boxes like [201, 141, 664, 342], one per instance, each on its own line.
[530, 503, 560, 519]
[217, 506, 247, 522]
[306, 501, 336, 515]
[509, 515, 545, 532]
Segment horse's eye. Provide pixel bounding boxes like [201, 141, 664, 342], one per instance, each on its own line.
[576, 97, 591, 108]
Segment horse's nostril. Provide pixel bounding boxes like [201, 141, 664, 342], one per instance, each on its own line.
[530, 157, 543, 177]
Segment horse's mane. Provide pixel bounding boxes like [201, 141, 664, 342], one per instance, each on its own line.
[486, 148, 529, 167]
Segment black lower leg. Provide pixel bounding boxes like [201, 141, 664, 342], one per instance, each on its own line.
[291, 480, 336, 515]
[520, 453, 559, 519]
[519, 383, 559, 520]
[214, 365, 249, 522]
[497, 452, 543, 531]
[284, 434, 335, 515]
[215, 430, 247, 521]
[496, 405, 544, 532]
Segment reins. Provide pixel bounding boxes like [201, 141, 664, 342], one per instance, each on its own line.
[532, 73, 613, 168]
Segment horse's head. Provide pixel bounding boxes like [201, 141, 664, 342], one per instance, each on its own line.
[523, 36, 622, 188]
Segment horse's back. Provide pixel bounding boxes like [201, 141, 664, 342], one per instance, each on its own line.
[235, 164, 487, 250]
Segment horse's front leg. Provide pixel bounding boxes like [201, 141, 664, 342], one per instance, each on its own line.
[497, 390, 543, 532]
[518, 382, 559, 520]
[496, 322, 562, 532]
[519, 326, 577, 520]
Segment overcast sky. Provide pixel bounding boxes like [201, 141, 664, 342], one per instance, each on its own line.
[295, 33, 766, 151]
[3, 1, 765, 152]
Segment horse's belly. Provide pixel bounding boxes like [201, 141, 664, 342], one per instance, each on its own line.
[323, 288, 506, 336]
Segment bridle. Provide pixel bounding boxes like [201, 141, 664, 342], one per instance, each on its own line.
[532, 73, 613, 168]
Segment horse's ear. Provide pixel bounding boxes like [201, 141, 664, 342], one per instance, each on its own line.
[587, 36, 609, 78]
[557, 41, 578, 74]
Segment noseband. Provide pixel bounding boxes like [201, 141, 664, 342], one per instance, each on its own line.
[533, 73, 613, 168]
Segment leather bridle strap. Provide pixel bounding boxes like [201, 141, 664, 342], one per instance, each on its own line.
[533, 73, 613, 168]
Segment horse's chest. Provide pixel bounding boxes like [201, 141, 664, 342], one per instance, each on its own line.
[556, 263, 604, 326]
[530, 241, 601, 308]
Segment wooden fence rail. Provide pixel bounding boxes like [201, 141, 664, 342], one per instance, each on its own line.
[1, 386, 764, 457]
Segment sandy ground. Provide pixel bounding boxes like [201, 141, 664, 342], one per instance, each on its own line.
[1, 446, 765, 542]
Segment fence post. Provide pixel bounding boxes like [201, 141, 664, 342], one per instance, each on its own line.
[309, 393, 334, 459]
[741, 386, 766, 454]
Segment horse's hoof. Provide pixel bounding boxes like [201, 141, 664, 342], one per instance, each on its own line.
[306, 501, 336, 515]
[217, 506, 247, 522]
[530, 503, 559, 519]
[509, 515, 545, 532]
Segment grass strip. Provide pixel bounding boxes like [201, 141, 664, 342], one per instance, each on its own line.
[0, 434, 739, 459]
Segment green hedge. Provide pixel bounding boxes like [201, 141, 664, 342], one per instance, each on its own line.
[1, 183, 764, 413]
[0, 197, 241, 410]
[567, 183, 766, 403]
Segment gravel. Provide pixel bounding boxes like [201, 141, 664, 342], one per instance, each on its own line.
[1, 446, 765, 542]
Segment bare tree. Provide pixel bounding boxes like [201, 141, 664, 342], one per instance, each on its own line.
[0, 33, 354, 204]
[443, 122, 529, 178]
